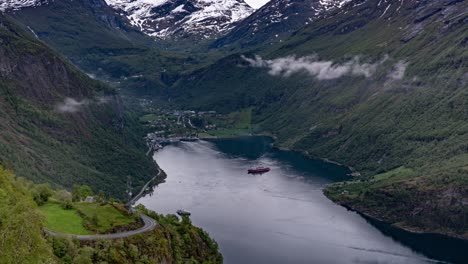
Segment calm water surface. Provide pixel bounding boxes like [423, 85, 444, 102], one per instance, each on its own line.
[138, 137, 467, 264]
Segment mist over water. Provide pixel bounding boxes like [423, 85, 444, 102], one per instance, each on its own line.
[138, 137, 466, 264]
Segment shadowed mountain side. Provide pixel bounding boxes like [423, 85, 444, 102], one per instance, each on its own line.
[0, 13, 158, 199]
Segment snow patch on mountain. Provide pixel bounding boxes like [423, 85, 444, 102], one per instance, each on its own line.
[0, 0, 47, 11]
[104, 0, 164, 30]
[105, 0, 255, 39]
[244, 0, 269, 9]
[242, 0, 353, 35]
[250, 0, 355, 30]
[319, 0, 353, 10]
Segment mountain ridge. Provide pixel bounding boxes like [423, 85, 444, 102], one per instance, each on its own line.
[5, 0, 201, 95]
[210, 0, 356, 49]
[105, 0, 255, 40]
[0, 0, 47, 11]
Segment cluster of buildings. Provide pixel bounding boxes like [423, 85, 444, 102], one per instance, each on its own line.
[141, 109, 220, 154]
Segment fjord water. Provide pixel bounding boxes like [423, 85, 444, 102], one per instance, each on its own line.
[139, 137, 466, 264]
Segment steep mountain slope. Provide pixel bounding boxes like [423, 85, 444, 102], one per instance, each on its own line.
[6, 0, 197, 95]
[211, 0, 353, 50]
[0, 13, 158, 198]
[105, 0, 255, 40]
[0, 0, 47, 11]
[170, 0, 468, 238]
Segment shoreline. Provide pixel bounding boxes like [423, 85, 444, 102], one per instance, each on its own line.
[142, 134, 467, 241]
[269, 143, 359, 177]
[129, 159, 167, 207]
[228, 134, 467, 241]
[332, 200, 468, 242]
[261, 135, 467, 241]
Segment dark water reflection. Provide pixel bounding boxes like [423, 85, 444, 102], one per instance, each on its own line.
[139, 136, 467, 264]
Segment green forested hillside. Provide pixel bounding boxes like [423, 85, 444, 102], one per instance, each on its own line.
[0, 166, 222, 264]
[0, 167, 54, 263]
[169, 0, 468, 238]
[3, 0, 466, 240]
[0, 7, 224, 263]
[0, 13, 157, 198]
[52, 205, 223, 264]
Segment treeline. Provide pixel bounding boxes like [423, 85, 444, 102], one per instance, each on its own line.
[0, 166, 55, 263]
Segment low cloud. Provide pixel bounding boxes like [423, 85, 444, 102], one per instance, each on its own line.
[56, 98, 89, 113]
[56, 96, 112, 113]
[387, 61, 407, 80]
[97, 96, 112, 104]
[241, 55, 386, 80]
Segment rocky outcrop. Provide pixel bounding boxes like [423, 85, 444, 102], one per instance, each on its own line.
[105, 0, 254, 40]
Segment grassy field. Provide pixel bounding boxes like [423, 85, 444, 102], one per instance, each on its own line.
[325, 167, 416, 200]
[203, 108, 253, 138]
[40, 202, 138, 234]
[39, 202, 91, 235]
[227, 108, 252, 130]
[74, 203, 138, 233]
[139, 114, 160, 123]
[202, 128, 251, 138]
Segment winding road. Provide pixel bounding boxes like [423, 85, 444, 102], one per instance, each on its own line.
[44, 168, 163, 240]
[43, 214, 157, 241]
[127, 168, 162, 207]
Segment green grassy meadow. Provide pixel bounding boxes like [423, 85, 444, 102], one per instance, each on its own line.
[139, 114, 161, 123]
[39, 202, 138, 234]
[39, 202, 91, 235]
[74, 203, 138, 233]
[203, 108, 253, 138]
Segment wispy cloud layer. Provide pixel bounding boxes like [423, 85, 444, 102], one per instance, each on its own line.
[56, 98, 89, 113]
[55, 96, 112, 113]
[387, 61, 407, 80]
[241, 55, 387, 80]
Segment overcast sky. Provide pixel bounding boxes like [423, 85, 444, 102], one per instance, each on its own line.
[244, 0, 270, 9]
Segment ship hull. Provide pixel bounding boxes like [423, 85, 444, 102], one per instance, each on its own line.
[248, 168, 271, 174]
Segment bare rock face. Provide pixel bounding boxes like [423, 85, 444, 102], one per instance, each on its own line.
[0, 25, 90, 104]
[0, 0, 48, 11]
[104, 0, 255, 40]
[210, 0, 355, 48]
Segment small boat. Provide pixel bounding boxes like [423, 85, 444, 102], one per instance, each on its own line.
[248, 167, 271, 174]
[177, 209, 191, 216]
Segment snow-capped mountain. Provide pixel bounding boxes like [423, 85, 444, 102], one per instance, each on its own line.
[212, 0, 358, 48]
[104, 0, 255, 40]
[319, 0, 353, 10]
[0, 0, 47, 11]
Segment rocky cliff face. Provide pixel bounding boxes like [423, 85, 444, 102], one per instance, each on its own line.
[2, 0, 254, 41]
[0, 0, 48, 11]
[211, 0, 354, 48]
[0, 41, 90, 104]
[105, 0, 255, 40]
